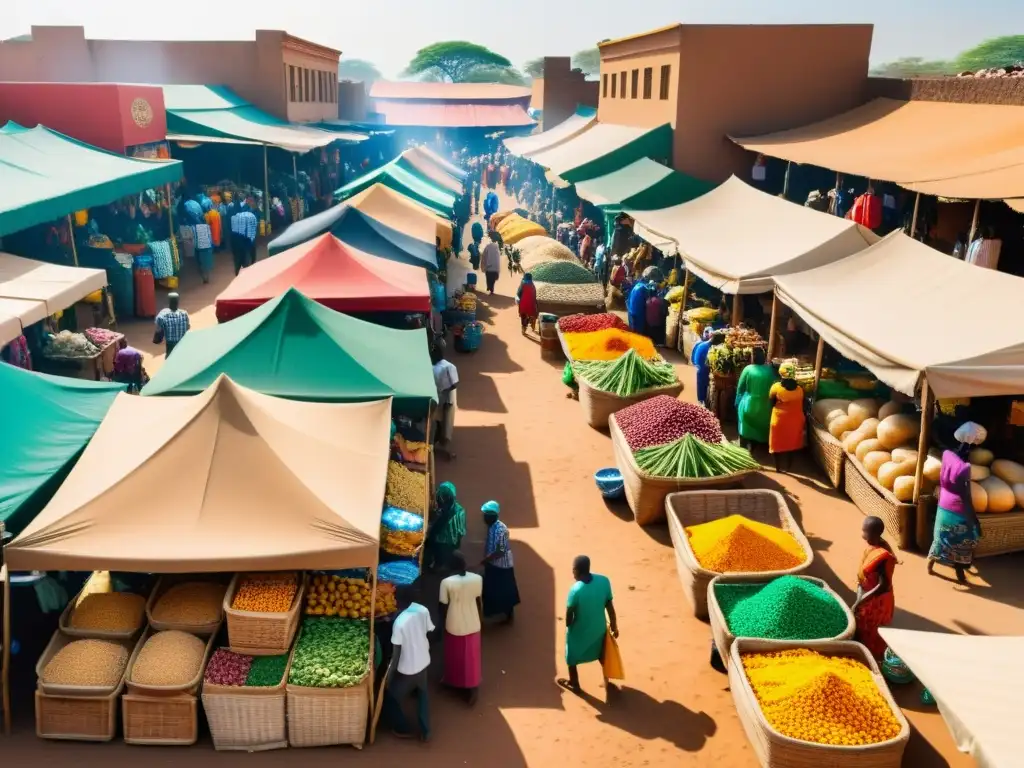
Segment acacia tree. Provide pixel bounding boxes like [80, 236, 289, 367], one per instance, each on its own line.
[404, 41, 513, 82]
[571, 47, 601, 77]
[463, 65, 528, 86]
[338, 58, 382, 83]
[523, 57, 546, 78]
[953, 36, 1024, 71]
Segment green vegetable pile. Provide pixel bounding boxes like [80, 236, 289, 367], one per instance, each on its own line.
[530, 260, 597, 285]
[714, 576, 849, 640]
[573, 349, 677, 396]
[245, 654, 289, 687]
[634, 433, 760, 478]
[287, 617, 369, 688]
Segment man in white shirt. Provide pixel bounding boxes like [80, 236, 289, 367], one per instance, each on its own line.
[481, 232, 502, 294]
[431, 345, 459, 460]
[384, 583, 435, 741]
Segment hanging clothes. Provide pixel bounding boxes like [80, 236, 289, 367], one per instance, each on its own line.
[965, 238, 1002, 270]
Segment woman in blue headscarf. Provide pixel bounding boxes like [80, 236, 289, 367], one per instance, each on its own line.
[480, 501, 520, 622]
[690, 328, 717, 407]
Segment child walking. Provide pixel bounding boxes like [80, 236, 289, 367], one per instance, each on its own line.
[516, 273, 538, 334]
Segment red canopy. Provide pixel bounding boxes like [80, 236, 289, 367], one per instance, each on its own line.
[215, 234, 430, 321]
[374, 102, 534, 128]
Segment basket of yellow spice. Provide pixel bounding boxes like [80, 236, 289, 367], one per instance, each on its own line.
[728, 640, 910, 768]
[224, 572, 305, 655]
[665, 490, 813, 619]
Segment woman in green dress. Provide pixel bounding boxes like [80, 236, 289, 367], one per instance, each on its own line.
[425, 482, 466, 572]
[735, 346, 776, 451]
[558, 555, 618, 695]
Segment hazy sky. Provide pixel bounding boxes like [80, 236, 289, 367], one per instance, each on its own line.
[2, 0, 1021, 77]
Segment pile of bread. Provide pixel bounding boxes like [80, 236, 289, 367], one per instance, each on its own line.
[813, 398, 1024, 511]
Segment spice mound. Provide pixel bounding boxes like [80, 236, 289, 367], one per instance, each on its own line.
[742, 649, 902, 746]
[131, 631, 206, 686]
[230, 573, 298, 613]
[151, 581, 227, 627]
[69, 591, 146, 633]
[41, 639, 129, 687]
[686, 515, 804, 572]
[386, 461, 427, 514]
[716, 577, 848, 640]
[557, 312, 627, 334]
[616, 395, 724, 450]
[564, 328, 657, 362]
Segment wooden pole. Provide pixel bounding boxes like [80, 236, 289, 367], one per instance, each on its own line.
[781, 161, 792, 199]
[66, 215, 79, 267]
[913, 380, 935, 546]
[263, 145, 271, 227]
[909, 192, 920, 238]
[967, 198, 981, 244]
[812, 335, 825, 397]
[364, 561, 378, 748]
[1, 563, 9, 736]
[731, 292, 742, 327]
[166, 184, 175, 242]
[370, 657, 394, 744]
[767, 292, 780, 360]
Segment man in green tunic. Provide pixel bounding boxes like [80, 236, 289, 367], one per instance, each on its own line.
[735, 346, 777, 450]
[558, 555, 618, 695]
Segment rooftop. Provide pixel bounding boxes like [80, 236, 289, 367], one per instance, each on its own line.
[369, 81, 532, 102]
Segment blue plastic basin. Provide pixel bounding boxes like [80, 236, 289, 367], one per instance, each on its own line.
[594, 467, 625, 499]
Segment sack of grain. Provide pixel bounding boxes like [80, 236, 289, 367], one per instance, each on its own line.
[535, 281, 605, 307]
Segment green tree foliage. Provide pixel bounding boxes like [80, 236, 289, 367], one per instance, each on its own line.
[462, 66, 528, 86]
[870, 57, 953, 78]
[404, 41, 513, 83]
[523, 58, 546, 78]
[338, 59, 382, 83]
[953, 35, 1024, 72]
[571, 47, 601, 77]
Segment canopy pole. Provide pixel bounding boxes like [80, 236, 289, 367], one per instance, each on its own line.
[781, 161, 792, 200]
[166, 184, 175, 241]
[293, 154, 299, 196]
[66, 215, 79, 267]
[912, 380, 935, 545]
[967, 198, 981, 244]
[365, 562, 378, 748]
[812, 335, 825, 397]
[731, 292, 742, 327]
[263, 145, 271, 228]
[909, 192, 920, 238]
[767, 292, 779, 360]
[2, 562, 10, 736]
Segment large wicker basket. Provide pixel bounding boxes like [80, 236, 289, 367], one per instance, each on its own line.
[843, 457, 916, 551]
[201, 648, 291, 752]
[35, 684, 123, 741]
[707, 575, 855, 670]
[223, 572, 305, 655]
[728, 638, 910, 768]
[59, 574, 149, 640]
[576, 377, 683, 429]
[610, 416, 757, 525]
[146, 575, 229, 635]
[808, 422, 844, 489]
[122, 693, 199, 746]
[125, 625, 219, 697]
[36, 630, 142, 697]
[665, 489, 814, 619]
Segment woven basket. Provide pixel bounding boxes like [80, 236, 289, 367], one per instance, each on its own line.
[201, 648, 291, 752]
[122, 692, 198, 745]
[728, 638, 910, 768]
[555, 325, 575, 362]
[576, 377, 684, 429]
[146, 575, 229, 635]
[223, 572, 305, 655]
[808, 422, 844, 489]
[843, 457, 916, 551]
[125, 625, 219, 698]
[707, 575, 855, 670]
[610, 416, 757, 526]
[36, 630, 142, 697]
[59, 575, 149, 640]
[35, 684, 122, 741]
[665, 489, 814, 619]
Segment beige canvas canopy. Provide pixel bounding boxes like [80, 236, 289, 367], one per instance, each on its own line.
[6, 376, 392, 573]
[774, 231, 1024, 398]
[346, 183, 453, 250]
[625, 176, 878, 294]
[880, 629, 1021, 768]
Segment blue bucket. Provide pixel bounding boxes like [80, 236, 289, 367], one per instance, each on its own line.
[594, 467, 624, 499]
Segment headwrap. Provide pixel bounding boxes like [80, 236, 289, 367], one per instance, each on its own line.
[436, 482, 457, 510]
[522, 273, 533, 283]
[184, 199, 203, 224]
[702, 327, 714, 341]
[954, 421, 987, 446]
[199, 195, 212, 212]
[481, 500, 500, 516]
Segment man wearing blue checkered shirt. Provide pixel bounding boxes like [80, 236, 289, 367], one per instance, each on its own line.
[154, 292, 190, 356]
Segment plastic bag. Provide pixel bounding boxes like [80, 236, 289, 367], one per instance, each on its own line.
[377, 561, 421, 587]
[602, 630, 624, 681]
[381, 506, 424, 556]
[562, 361, 578, 390]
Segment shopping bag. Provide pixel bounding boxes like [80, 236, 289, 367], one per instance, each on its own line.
[602, 630, 625, 681]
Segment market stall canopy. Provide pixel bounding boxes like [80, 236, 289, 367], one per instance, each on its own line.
[373, 102, 533, 129]
[574, 158, 713, 211]
[346, 184, 452, 250]
[773, 230, 1024, 398]
[267, 201, 438, 270]
[217, 234, 430, 321]
[625, 176, 878, 294]
[162, 85, 352, 152]
[7, 376, 392, 573]
[415, 145, 468, 178]
[0, 298, 47, 346]
[504, 106, 597, 158]
[528, 122, 672, 185]
[335, 160, 456, 216]
[145, 289, 437, 408]
[395, 147, 464, 195]
[880, 629, 1020, 768]
[1007, 198, 1024, 214]
[0, 252, 107, 311]
[0, 365, 123, 537]
[733, 98, 1024, 199]
[0, 122, 183, 238]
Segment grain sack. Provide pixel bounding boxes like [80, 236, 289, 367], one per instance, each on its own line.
[535, 280, 604, 307]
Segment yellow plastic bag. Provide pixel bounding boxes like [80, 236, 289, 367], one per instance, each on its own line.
[73, 210, 89, 227]
[602, 630, 624, 681]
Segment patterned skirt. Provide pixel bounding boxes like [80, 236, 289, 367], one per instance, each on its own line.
[928, 506, 980, 566]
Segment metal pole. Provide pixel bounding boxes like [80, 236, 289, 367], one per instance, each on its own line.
[767, 292, 780, 360]
[292, 154, 300, 221]
[263, 145, 271, 228]
[781, 161, 792, 200]
[967, 198, 981, 244]
[909, 192, 920, 237]
[66, 215, 79, 267]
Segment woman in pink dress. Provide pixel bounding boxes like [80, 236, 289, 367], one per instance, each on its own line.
[439, 551, 483, 704]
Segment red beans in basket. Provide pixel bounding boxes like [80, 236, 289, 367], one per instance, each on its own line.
[615, 395, 724, 451]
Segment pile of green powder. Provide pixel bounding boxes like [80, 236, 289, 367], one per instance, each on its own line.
[244, 654, 288, 687]
[714, 576, 848, 640]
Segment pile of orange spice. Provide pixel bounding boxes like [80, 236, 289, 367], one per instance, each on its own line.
[563, 328, 658, 361]
[231, 573, 298, 613]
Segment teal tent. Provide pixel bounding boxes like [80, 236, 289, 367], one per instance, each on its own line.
[0, 364, 124, 536]
[0, 123, 183, 238]
[335, 161, 456, 215]
[529, 122, 673, 185]
[143, 288, 437, 411]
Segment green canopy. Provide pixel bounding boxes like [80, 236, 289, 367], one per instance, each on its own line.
[143, 288, 438, 410]
[0, 363, 124, 536]
[335, 160, 456, 215]
[529, 122, 673, 185]
[0, 122, 183, 238]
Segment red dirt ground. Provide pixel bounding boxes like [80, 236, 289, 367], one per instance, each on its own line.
[6, 195, 1023, 767]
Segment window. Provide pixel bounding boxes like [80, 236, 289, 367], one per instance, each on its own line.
[305, 69, 311, 102]
[289, 66, 297, 102]
[610, 73, 617, 98]
[317, 71, 322, 102]
[602, 73, 608, 98]
[620, 71, 626, 97]
[631, 69, 639, 99]
[660, 65, 671, 100]
[643, 67, 652, 99]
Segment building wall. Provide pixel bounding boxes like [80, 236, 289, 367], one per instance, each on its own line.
[867, 75, 1024, 106]
[337, 81, 369, 122]
[598, 27, 682, 131]
[538, 57, 598, 130]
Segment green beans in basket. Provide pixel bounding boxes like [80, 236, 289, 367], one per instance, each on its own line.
[633, 433, 760, 478]
[572, 349, 678, 396]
